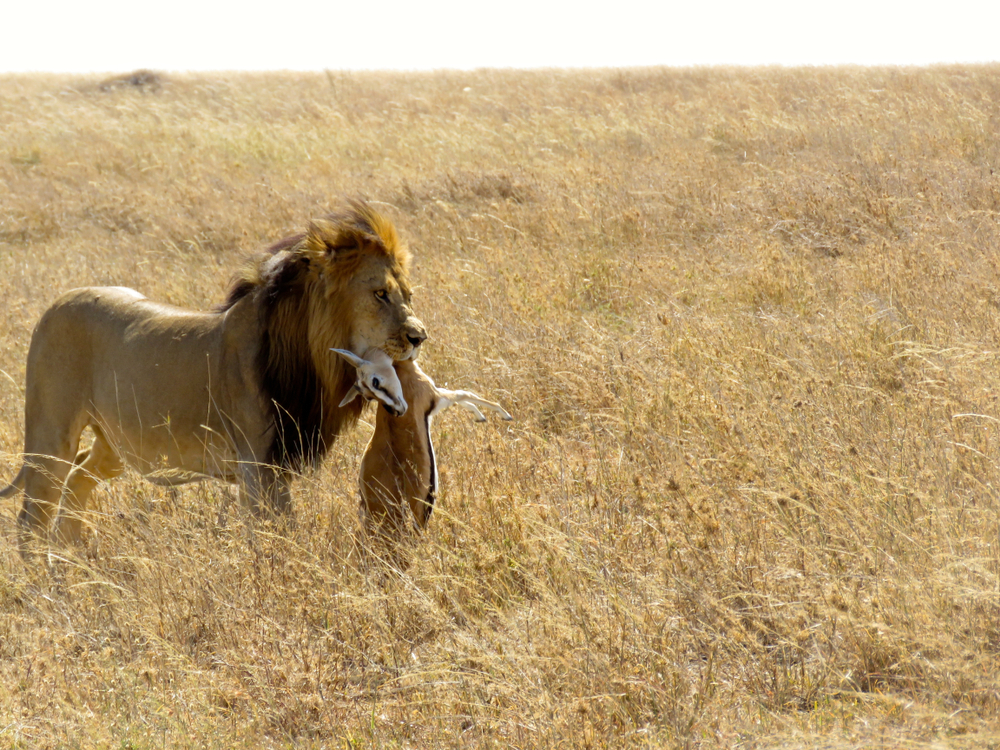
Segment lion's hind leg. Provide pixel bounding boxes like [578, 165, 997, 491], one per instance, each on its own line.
[51, 428, 123, 546]
[17, 449, 76, 554]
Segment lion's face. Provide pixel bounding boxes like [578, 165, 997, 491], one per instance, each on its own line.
[299, 206, 426, 370]
[341, 253, 426, 361]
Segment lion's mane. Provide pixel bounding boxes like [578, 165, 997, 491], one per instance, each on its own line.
[222, 202, 411, 471]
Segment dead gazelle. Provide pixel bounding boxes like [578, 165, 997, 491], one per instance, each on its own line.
[335, 351, 512, 533]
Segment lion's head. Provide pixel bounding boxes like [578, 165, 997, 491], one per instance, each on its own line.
[222, 201, 426, 469]
[301, 203, 426, 362]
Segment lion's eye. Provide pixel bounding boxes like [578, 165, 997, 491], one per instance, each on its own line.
[374, 289, 388, 301]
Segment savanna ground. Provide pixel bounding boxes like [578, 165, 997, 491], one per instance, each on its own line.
[1, 65, 1000, 748]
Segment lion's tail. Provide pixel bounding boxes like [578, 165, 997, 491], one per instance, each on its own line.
[0, 465, 27, 498]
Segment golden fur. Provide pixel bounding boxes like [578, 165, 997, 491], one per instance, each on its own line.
[1, 201, 426, 550]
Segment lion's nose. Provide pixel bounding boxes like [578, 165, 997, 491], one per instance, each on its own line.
[407, 332, 426, 347]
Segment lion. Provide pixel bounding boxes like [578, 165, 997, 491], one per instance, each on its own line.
[0, 201, 426, 550]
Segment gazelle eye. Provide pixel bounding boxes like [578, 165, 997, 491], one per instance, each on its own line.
[374, 289, 388, 301]
[372, 377, 381, 389]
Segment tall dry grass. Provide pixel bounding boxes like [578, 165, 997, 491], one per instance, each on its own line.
[2, 66, 1000, 748]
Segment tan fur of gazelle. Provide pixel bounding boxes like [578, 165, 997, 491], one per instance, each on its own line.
[352, 358, 512, 535]
[0, 202, 426, 552]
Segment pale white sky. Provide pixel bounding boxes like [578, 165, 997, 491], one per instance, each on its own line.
[2, 0, 998, 73]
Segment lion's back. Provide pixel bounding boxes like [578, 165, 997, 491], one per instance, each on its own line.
[22, 286, 246, 474]
[29, 287, 172, 377]
[27, 288, 137, 383]
[34, 287, 158, 344]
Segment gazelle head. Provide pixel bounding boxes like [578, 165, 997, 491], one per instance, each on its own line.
[331, 347, 408, 417]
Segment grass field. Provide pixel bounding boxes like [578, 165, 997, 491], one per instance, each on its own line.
[2, 65, 1000, 748]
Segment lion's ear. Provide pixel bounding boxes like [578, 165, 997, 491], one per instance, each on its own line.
[305, 218, 363, 257]
[306, 219, 346, 256]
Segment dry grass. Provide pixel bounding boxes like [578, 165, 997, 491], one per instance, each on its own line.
[2, 66, 1000, 748]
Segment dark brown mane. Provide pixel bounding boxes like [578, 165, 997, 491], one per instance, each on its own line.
[258, 250, 363, 470]
[217, 202, 409, 471]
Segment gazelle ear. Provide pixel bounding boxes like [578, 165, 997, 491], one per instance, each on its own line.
[339, 385, 362, 408]
[330, 348, 368, 369]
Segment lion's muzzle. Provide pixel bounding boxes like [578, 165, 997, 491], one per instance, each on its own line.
[402, 317, 427, 359]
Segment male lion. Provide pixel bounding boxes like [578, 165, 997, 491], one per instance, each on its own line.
[1, 201, 426, 550]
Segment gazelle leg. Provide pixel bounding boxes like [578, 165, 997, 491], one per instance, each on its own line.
[435, 389, 513, 421]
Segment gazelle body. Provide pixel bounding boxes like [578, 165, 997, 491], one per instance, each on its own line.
[339, 352, 511, 534]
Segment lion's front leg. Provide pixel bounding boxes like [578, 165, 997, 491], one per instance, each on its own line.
[16, 448, 78, 555]
[237, 459, 293, 517]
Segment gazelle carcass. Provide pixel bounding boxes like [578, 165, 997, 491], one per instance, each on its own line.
[333, 349, 512, 536]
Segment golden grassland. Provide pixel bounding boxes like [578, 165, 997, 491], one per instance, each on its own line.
[2, 65, 1000, 748]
